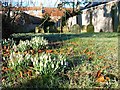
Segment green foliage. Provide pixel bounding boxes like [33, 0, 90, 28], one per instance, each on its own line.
[2, 33, 118, 88]
[17, 40, 30, 52]
[30, 36, 48, 51]
[2, 36, 68, 88]
[17, 37, 48, 52]
[31, 53, 67, 75]
[2, 38, 15, 47]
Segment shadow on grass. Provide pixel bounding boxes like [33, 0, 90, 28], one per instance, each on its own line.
[10, 32, 118, 44]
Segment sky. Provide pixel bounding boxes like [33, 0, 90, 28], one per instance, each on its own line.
[1, 0, 112, 7]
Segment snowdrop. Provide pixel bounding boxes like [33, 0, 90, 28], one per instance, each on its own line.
[52, 63, 54, 68]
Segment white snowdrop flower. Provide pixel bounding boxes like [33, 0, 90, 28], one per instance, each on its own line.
[43, 54, 46, 60]
[44, 58, 48, 64]
[3, 57, 5, 60]
[10, 54, 13, 60]
[61, 60, 64, 65]
[30, 57, 34, 62]
[12, 44, 17, 51]
[25, 53, 31, 60]
[35, 71, 40, 75]
[35, 60, 38, 65]
[64, 61, 68, 66]
[40, 61, 43, 67]
[11, 60, 14, 66]
[56, 63, 59, 69]
[33, 61, 35, 66]
[52, 64, 54, 68]
[44, 63, 47, 68]
[40, 55, 43, 60]
[49, 56, 51, 62]
[26, 40, 30, 45]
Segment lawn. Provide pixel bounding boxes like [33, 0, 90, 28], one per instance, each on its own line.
[1, 32, 119, 89]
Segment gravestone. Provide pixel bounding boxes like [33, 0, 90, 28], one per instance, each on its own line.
[70, 24, 81, 33]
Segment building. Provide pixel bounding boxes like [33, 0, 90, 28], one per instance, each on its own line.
[67, 0, 120, 32]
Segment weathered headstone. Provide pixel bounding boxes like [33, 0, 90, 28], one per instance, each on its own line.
[70, 24, 81, 33]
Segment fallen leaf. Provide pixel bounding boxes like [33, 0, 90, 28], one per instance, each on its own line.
[96, 66, 110, 78]
[46, 50, 53, 53]
[38, 50, 43, 53]
[96, 75, 105, 82]
[98, 56, 104, 59]
[96, 70, 102, 78]
[24, 51, 27, 55]
[53, 50, 59, 54]
[30, 50, 34, 54]
[19, 71, 23, 78]
[105, 77, 110, 81]
[3, 46, 7, 50]
[88, 56, 93, 60]
[27, 70, 32, 76]
[71, 42, 78, 46]
[86, 52, 94, 55]
[83, 48, 89, 53]
[2, 67, 12, 72]
[101, 66, 110, 71]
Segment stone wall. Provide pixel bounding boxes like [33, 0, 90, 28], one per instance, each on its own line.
[67, 0, 119, 32]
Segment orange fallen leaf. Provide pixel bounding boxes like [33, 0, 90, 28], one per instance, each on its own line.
[24, 51, 27, 55]
[30, 50, 34, 54]
[2, 67, 12, 72]
[83, 48, 89, 53]
[6, 49, 10, 53]
[105, 77, 110, 81]
[96, 66, 110, 78]
[98, 56, 104, 59]
[19, 71, 23, 78]
[71, 42, 78, 46]
[96, 70, 102, 78]
[3, 46, 7, 50]
[102, 66, 110, 71]
[38, 50, 43, 53]
[46, 50, 53, 53]
[86, 52, 94, 55]
[88, 56, 93, 60]
[96, 75, 105, 82]
[27, 70, 32, 76]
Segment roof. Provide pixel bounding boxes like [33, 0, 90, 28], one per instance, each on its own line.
[1, 6, 72, 17]
[43, 7, 64, 16]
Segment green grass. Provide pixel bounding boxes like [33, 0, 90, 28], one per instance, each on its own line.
[2, 32, 119, 88]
